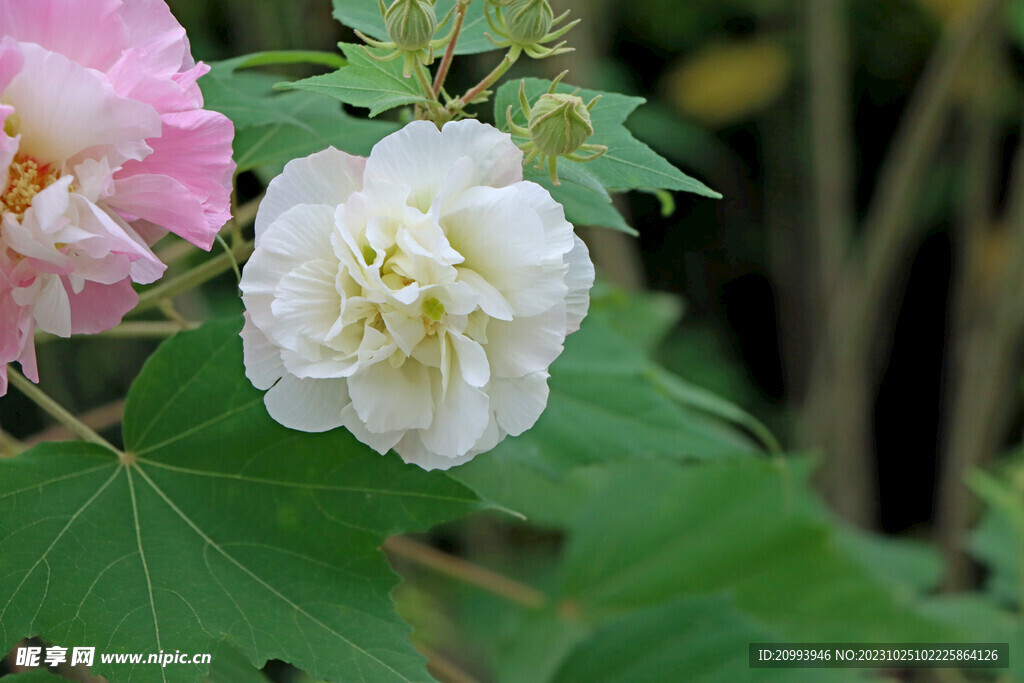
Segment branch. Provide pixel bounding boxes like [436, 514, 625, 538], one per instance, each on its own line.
[133, 240, 254, 316]
[8, 371, 120, 455]
[24, 399, 126, 448]
[384, 535, 547, 610]
[856, 0, 1005, 324]
[806, 0, 854, 304]
[433, 0, 469, 97]
[416, 643, 480, 683]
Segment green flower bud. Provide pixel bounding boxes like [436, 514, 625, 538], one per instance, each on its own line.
[502, 0, 554, 45]
[385, 0, 437, 52]
[528, 92, 595, 156]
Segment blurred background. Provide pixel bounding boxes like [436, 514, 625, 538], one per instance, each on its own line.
[4, 0, 1024, 680]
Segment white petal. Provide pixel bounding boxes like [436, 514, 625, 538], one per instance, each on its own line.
[486, 303, 567, 378]
[470, 414, 504, 456]
[255, 147, 365, 240]
[29, 275, 71, 337]
[240, 203, 336, 331]
[456, 267, 513, 321]
[241, 314, 285, 390]
[419, 370, 490, 458]
[564, 235, 595, 334]
[443, 185, 567, 317]
[509, 181, 575, 264]
[448, 331, 489, 388]
[348, 360, 433, 433]
[394, 431, 479, 472]
[490, 372, 550, 436]
[269, 259, 342, 353]
[264, 374, 347, 432]
[363, 119, 523, 211]
[339, 404, 403, 455]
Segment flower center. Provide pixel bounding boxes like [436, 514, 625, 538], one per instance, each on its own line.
[2, 154, 60, 218]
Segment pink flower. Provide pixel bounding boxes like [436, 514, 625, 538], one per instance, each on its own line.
[0, 0, 235, 395]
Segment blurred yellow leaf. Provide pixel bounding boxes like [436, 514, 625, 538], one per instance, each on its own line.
[912, 0, 979, 23]
[664, 38, 791, 127]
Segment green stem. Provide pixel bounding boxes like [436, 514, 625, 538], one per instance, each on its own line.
[101, 321, 194, 338]
[8, 371, 119, 453]
[132, 240, 254, 316]
[449, 46, 521, 113]
[411, 60, 448, 123]
[34, 321, 192, 346]
[433, 0, 469, 97]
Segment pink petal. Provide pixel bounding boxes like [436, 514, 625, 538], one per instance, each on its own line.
[0, 0, 126, 72]
[67, 277, 138, 335]
[108, 173, 218, 250]
[116, 109, 235, 246]
[6, 43, 160, 166]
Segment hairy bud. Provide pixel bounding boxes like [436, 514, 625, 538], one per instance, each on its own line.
[384, 0, 437, 52]
[528, 92, 595, 156]
[502, 0, 554, 45]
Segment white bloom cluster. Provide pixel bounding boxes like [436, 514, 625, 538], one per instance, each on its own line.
[240, 120, 593, 470]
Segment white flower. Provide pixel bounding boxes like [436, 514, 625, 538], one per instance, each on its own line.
[239, 120, 594, 471]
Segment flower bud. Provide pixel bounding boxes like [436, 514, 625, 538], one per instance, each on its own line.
[528, 92, 595, 156]
[385, 0, 437, 52]
[503, 0, 554, 45]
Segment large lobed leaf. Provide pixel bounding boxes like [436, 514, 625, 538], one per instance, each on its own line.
[200, 53, 401, 173]
[0, 319, 481, 682]
[280, 44, 429, 118]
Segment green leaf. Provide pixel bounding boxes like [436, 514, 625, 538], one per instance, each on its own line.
[213, 50, 347, 72]
[496, 78, 722, 198]
[0, 672, 70, 682]
[552, 595, 847, 683]
[969, 464, 1024, 607]
[280, 44, 428, 118]
[527, 169, 635, 234]
[0, 319, 481, 682]
[452, 316, 760, 525]
[649, 368, 781, 454]
[557, 458, 957, 642]
[834, 529, 943, 594]
[206, 642, 271, 683]
[202, 69, 319, 131]
[589, 285, 685, 352]
[232, 89, 400, 173]
[201, 59, 400, 173]
[332, 0, 495, 55]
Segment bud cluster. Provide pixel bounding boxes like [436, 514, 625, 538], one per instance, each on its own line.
[350, 0, 606, 181]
